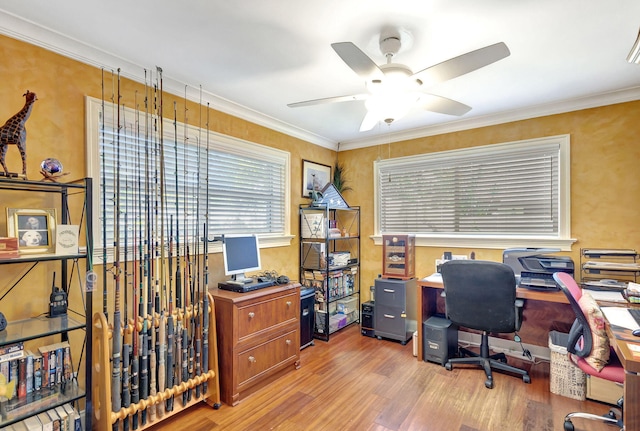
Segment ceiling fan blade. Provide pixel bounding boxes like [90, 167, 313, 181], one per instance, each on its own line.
[287, 93, 369, 108]
[418, 94, 472, 116]
[359, 110, 382, 132]
[413, 42, 510, 87]
[331, 42, 385, 80]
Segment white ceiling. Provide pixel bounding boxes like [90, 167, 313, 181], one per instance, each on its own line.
[1, 0, 640, 150]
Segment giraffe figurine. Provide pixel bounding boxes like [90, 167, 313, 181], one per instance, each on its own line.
[0, 90, 38, 178]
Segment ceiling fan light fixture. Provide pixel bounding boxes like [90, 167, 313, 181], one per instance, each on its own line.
[365, 92, 419, 124]
[367, 63, 421, 95]
[628, 28, 640, 64]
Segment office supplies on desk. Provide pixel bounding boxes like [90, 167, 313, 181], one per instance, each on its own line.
[218, 279, 276, 293]
[601, 307, 640, 330]
[503, 247, 574, 290]
[422, 273, 442, 283]
[585, 290, 626, 303]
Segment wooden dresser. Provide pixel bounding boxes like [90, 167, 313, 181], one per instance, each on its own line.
[211, 283, 301, 405]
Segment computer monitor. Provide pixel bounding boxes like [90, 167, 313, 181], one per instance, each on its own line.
[222, 234, 261, 283]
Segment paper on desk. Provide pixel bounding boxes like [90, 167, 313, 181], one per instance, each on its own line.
[601, 307, 640, 330]
[586, 290, 626, 303]
[422, 273, 442, 282]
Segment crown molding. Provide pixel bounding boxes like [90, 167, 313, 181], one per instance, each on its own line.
[3, 9, 639, 153]
[339, 86, 640, 150]
[0, 9, 336, 150]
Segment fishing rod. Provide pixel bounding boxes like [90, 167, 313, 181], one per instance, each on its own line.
[181, 87, 191, 407]
[139, 69, 152, 427]
[111, 67, 123, 431]
[201, 101, 211, 396]
[172, 99, 183, 412]
[121, 111, 132, 431]
[156, 66, 167, 419]
[164, 96, 183, 414]
[130, 90, 142, 431]
[100, 68, 109, 320]
[194, 86, 204, 399]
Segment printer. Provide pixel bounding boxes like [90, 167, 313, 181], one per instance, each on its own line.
[503, 248, 574, 291]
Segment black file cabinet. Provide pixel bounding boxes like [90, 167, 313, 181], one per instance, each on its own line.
[374, 278, 417, 345]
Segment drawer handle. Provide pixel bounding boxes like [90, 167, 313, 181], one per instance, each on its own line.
[248, 356, 256, 363]
[383, 289, 395, 293]
[285, 339, 292, 345]
[248, 312, 255, 319]
[384, 314, 395, 319]
[286, 301, 292, 307]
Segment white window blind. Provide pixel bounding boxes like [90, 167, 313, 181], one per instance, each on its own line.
[375, 135, 571, 242]
[85, 97, 289, 261]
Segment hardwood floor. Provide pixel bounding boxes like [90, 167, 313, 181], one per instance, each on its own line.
[150, 324, 616, 431]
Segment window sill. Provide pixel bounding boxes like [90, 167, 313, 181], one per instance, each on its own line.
[371, 234, 576, 251]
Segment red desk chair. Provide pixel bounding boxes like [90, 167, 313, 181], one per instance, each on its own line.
[553, 272, 624, 431]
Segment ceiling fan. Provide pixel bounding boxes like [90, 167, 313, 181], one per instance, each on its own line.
[288, 30, 510, 132]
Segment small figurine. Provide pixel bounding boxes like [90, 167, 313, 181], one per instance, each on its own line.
[0, 90, 37, 179]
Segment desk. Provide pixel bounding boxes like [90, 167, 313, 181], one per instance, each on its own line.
[606, 316, 640, 428]
[417, 277, 569, 362]
[417, 277, 640, 429]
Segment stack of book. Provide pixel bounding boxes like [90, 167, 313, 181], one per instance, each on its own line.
[6, 403, 81, 431]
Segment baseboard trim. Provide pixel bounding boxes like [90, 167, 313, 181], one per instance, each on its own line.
[457, 331, 550, 362]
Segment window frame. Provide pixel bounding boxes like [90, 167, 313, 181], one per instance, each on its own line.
[373, 135, 575, 251]
[85, 96, 292, 264]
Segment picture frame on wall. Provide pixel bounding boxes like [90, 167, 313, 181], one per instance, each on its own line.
[6, 208, 57, 254]
[302, 160, 331, 198]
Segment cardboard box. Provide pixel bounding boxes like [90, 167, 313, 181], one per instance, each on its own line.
[301, 213, 326, 238]
[586, 375, 623, 405]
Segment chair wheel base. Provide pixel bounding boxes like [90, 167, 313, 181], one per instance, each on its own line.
[485, 378, 493, 389]
[563, 420, 574, 431]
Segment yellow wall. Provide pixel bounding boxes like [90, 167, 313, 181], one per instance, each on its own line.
[0, 34, 334, 327]
[340, 102, 640, 299]
[2, 32, 640, 312]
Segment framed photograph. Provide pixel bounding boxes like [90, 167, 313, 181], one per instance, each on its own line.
[302, 160, 331, 198]
[6, 208, 57, 254]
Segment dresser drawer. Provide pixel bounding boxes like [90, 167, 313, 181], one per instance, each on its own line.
[237, 329, 299, 387]
[237, 291, 298, 339]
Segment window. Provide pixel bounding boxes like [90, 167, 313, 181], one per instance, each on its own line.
[374, 135, 574, 250]
[85, 96, 290, 263]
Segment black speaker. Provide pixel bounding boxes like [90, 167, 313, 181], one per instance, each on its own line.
[361, 301, 375, 337]
[423, 316, 458, 366]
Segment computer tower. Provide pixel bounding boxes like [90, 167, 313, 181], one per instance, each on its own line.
[361, 301, 375, 337]
[300, 287, 315, 349]
[423, 316, 458, 366]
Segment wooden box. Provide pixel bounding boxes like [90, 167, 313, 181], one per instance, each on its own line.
[382, 234, 415, 279]
[0, 237, 19, 259]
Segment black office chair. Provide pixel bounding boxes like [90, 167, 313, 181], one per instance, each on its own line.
[440, 260, 531, 389]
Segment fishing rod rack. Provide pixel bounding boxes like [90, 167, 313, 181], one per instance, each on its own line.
[91, 292, 220, 431]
